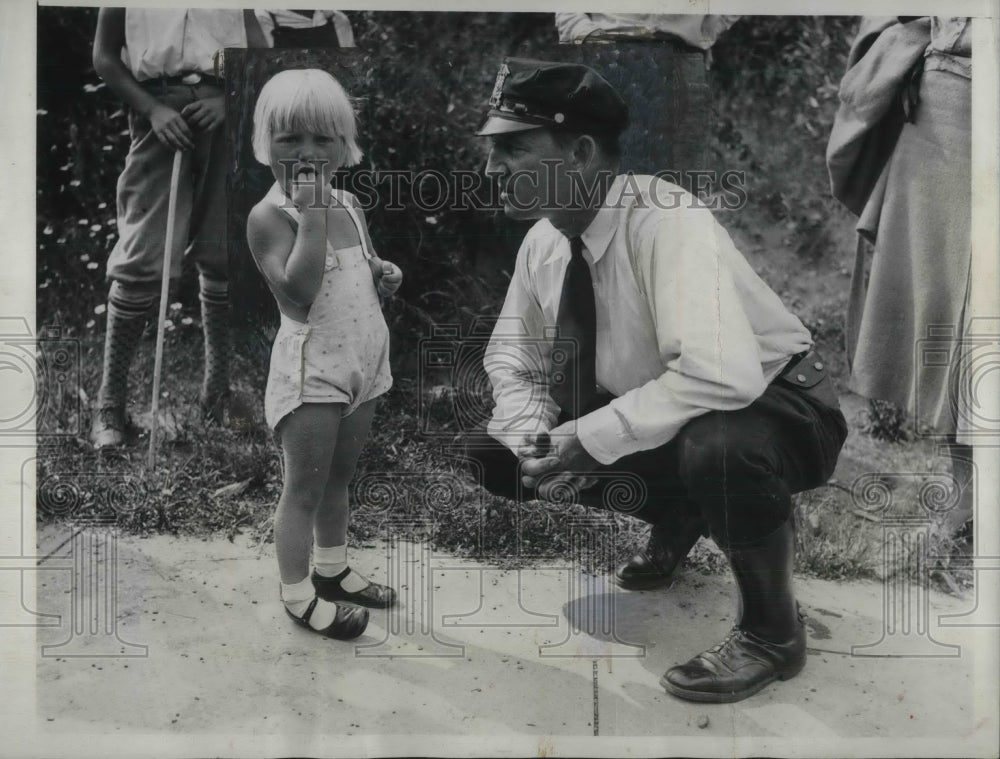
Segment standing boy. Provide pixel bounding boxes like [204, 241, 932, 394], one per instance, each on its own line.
[90, 8, 266, 447]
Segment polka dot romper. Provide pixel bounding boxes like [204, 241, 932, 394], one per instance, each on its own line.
[263, 184, 392, 430]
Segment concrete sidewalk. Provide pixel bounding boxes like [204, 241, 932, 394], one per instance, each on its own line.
[33, 523, 995, 752]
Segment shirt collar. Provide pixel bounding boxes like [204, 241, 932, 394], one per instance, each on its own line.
[541, 174, 625, 266]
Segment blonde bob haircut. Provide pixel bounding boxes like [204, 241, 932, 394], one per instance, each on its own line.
[251, 68, 363, 168]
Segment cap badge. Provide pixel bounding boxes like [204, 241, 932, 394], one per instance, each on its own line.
[489, 62, 510, 108]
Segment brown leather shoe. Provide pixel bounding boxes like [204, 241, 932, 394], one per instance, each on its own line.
[660, 622, 807, 703]
[614, 511, 706, 590]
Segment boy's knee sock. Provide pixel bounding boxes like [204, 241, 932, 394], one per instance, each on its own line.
[97, 282, 156, 410]
[314, 543, 370, 592]
[199, 274, 230, 403]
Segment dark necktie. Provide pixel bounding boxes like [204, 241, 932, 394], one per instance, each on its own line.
[550, 236, 597, 419]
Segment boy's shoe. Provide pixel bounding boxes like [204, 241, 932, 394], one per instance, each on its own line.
[199, 388, 231, 425]
[285, 596, 369, 640]
[312, 568, 397, 609]
[199, 388, 260, 431]
[90, 406, 131, 449]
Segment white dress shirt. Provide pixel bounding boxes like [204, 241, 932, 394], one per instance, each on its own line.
[486, 175, 812, 465]
[123, 9, 247, 81]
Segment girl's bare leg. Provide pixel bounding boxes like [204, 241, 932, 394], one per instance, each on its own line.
[311, 399, 393, 600]
[314, 398, 378, 547]
[274, 403, 370, 636]
[275, 403, 343, 583]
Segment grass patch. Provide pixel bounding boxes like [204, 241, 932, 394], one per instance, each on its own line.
[37, 325, 971, 593]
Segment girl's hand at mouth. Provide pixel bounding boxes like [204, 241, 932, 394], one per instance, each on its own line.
[290, 167, 332, 211]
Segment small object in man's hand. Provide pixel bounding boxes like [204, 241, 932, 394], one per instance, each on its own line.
[518, 431, 551, 460]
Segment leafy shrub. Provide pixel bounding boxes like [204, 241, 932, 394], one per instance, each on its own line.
[37, 8, 133, 333]
[710, 16, 860, 251]
[861, 398, 911, 442]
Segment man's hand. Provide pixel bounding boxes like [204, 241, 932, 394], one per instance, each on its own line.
[181, 96, 225, 133]
[148, 103, 195, 151]
[520, 427, 601, 500]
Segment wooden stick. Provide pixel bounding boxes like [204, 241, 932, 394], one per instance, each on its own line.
[147, 150, 184, 469]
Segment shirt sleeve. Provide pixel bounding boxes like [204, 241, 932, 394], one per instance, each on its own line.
[554, 13, 600, 43]
[574, 204, 768, 464]
[485, 239, 561, 452]
[328, 11, 356, 47]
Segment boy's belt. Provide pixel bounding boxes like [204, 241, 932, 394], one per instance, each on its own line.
[581, 30, 706, 55]
[139, 72, 223, 89]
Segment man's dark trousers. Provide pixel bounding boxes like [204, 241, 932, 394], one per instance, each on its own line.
[463, 378, 848, 548]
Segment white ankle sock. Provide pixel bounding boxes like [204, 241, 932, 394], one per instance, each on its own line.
[314, 543, 369, 593]
[281, 577, 337, 629]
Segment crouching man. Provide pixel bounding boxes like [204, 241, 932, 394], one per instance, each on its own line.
[464, 58, 847, 703]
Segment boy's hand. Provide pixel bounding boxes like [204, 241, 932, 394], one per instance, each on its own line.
[372, 259, 403, 297]
[148, 103, 195, 151]
[290, 168, 332, 211]
[181, 96, 225, 133]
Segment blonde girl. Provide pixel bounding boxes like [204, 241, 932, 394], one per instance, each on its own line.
[248, 69, 402, 639]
